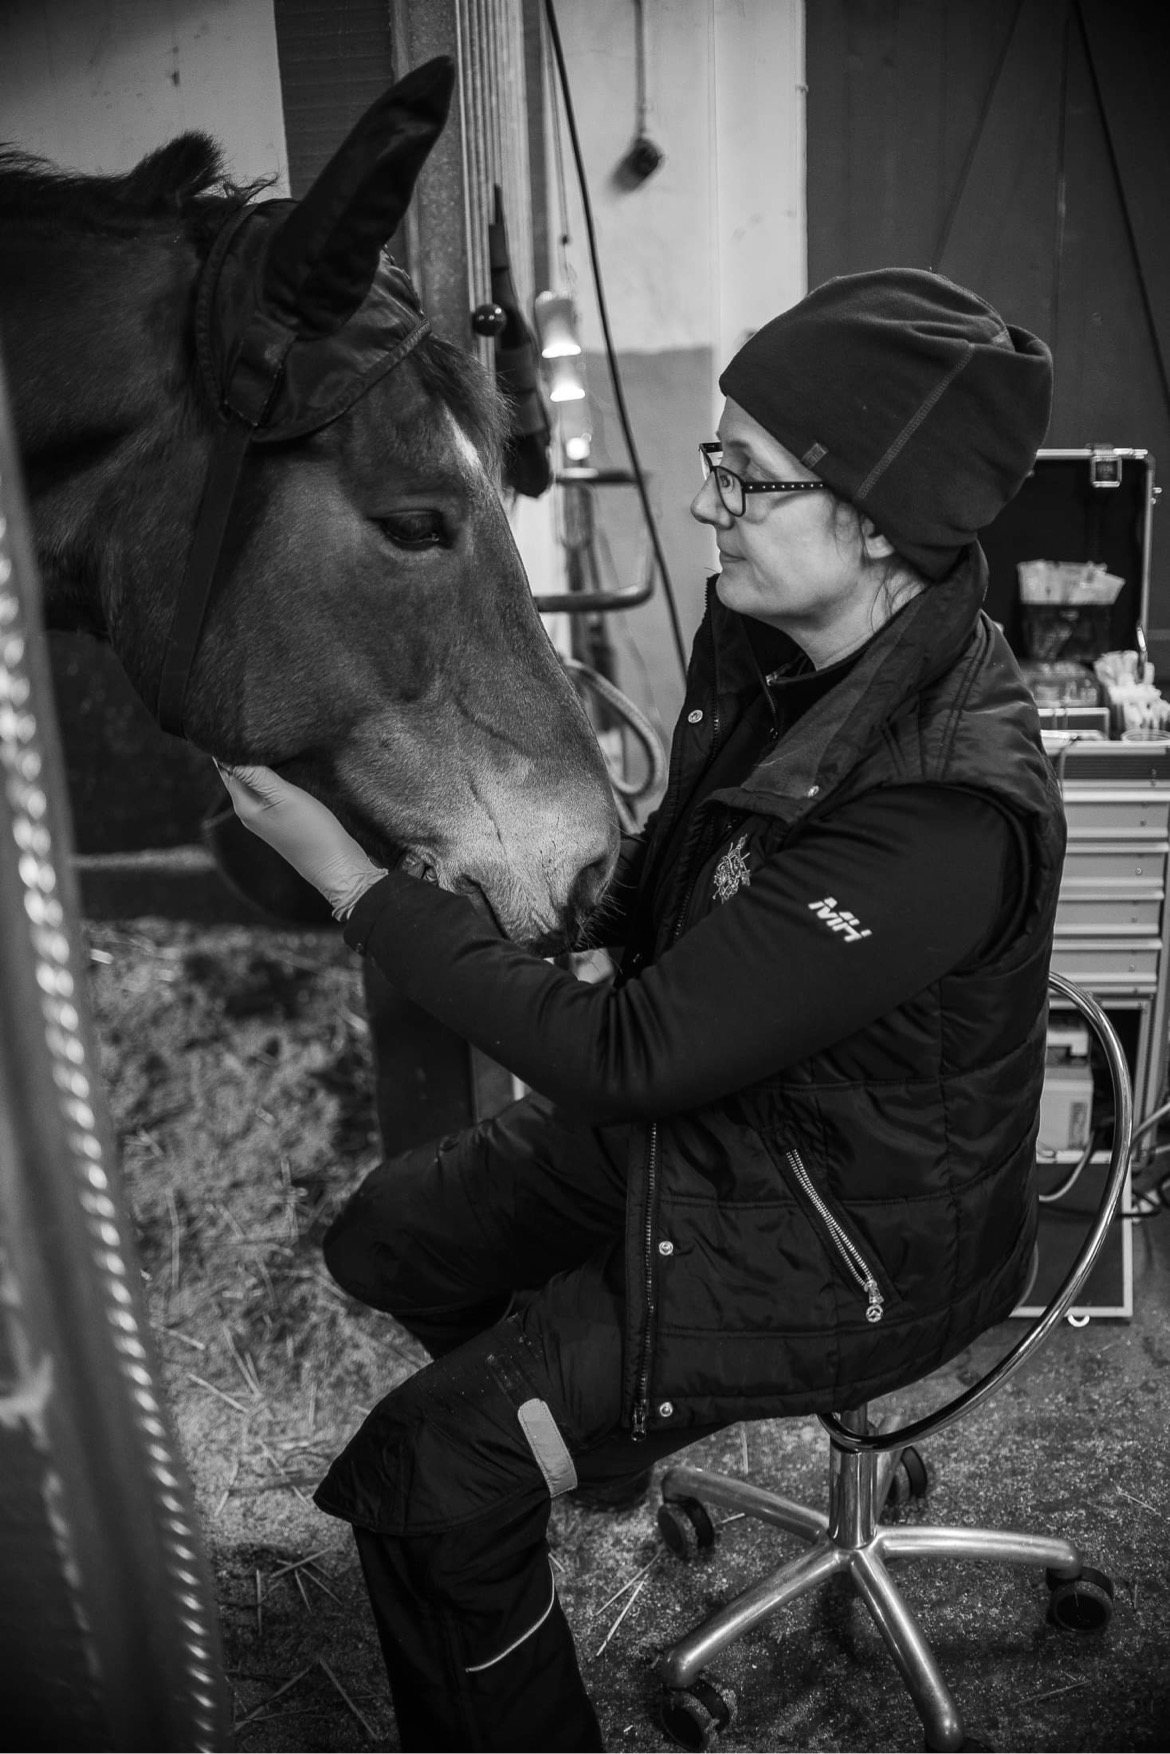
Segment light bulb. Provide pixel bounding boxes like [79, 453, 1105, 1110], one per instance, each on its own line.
[534, 291, 582, 359]
[548, 356, 587, 402]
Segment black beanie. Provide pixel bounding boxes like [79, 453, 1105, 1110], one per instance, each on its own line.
[718, 268, 1053, 581]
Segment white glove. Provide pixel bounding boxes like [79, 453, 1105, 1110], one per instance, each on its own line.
[216, 763, 389, 920]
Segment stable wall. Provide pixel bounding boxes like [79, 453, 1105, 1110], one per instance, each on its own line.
[805, 0, 1170, 674]
[544, 0, 806, 739]
[0, 0, 287, 186]
[0, 0, 289, 865]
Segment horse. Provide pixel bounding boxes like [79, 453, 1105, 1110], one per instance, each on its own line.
[0, 57, 618, 951]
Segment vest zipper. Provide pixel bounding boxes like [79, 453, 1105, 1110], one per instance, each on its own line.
[666, 702, 723, 950]
[633, 700, 721, 1438]
[785, 1148, 885, 1324]
[632, 1122, 660, 1439]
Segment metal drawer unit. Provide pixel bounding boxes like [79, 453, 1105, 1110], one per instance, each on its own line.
[1050, 739, 1170, 1119]
[1022, 738, 1170, 1318]
[980, 450, 1162, 1323]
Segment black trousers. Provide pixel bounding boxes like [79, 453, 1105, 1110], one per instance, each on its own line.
[314, 1092, 723, 1752]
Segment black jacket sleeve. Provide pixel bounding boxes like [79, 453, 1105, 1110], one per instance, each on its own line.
[344, 786, 1019, 1124]
[592, 827, 654, 949]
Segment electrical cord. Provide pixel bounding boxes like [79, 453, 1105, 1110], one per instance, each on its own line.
[1037, 1131, 1095, 1203]
[560, 655, 668, 833]
[1037, 1111, 1170, 1224]
[543, 0, 689, 682]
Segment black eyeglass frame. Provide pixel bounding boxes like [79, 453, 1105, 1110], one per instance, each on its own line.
[699, 442, 829, 518]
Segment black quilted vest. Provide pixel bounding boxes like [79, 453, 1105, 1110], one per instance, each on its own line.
[620, 546, 1066, 1433]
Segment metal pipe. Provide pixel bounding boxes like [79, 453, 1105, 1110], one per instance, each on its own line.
[820, 971, 1133, 1454]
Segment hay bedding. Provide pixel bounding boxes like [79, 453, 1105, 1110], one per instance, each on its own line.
[78, 920, 1170, 1752]
[82, 919, 739, 1753]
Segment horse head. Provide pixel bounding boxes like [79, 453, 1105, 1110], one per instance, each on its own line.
[1, 60, 618, 950]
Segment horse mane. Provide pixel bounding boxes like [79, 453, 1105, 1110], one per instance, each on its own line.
[0, 137, 506, 467]
[0, 135, 268, 245]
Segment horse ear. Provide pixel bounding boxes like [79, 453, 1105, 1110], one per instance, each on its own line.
[121, 133, 226, 212]
[261, 56, 455, 339]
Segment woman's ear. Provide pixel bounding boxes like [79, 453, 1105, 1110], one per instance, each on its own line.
[859, 516, 897, 562]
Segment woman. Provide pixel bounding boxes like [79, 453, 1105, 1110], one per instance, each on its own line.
[220, 268, 1063, 1752]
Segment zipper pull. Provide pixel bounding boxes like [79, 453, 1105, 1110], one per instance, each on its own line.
[865, 1281, 884, 1324]
[632, 1403, 647, 1442]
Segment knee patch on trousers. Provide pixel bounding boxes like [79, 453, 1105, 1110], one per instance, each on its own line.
[516, 1399, 577, 1499]
[315, 1321, 580, 1534]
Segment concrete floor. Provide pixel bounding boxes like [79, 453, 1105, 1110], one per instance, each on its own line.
[563, 1207, 1170, 1753]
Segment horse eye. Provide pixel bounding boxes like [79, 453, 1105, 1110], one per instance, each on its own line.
[375, 511, 447, 549]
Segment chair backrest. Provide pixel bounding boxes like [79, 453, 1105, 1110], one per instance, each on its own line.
[821, 970, 1133, 1454]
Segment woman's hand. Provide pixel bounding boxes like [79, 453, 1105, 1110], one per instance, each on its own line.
[215, 763, 387, 920]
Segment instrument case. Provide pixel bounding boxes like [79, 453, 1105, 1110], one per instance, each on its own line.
[981, 445, 1157, 671]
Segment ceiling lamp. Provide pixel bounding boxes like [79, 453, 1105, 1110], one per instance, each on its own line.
[534, 291, 582, 359]
[547, 355, 587, 402]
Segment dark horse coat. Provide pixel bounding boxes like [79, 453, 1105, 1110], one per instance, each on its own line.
[345, 543, 1065, 1435]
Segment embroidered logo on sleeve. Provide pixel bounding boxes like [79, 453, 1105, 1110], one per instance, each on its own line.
[713, 836, 752, 903]
[808, 896, 872, 943]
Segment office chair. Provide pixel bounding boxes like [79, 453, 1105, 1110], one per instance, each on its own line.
[655, 972, 1132, 1752]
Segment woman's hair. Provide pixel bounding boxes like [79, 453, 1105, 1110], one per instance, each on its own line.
[829, 494, 926, 620]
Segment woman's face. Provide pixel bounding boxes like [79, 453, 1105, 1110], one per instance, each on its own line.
[691, 398, 901, 666]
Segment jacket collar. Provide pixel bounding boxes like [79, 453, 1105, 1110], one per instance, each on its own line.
[703, 541, 990, 816]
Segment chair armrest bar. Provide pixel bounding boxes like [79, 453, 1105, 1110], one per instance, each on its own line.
[821, 972, 1133, 1454]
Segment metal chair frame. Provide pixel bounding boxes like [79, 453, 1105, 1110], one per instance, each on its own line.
[657, 972, 1133, 1752]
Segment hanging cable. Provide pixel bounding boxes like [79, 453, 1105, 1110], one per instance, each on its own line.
[633, 0, 649, 138]
[543, 0, 689, 682]
[1037, 1131, 1096, 1204]
[547, 25, 574, 293]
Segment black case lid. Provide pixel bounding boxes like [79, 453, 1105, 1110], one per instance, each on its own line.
[979, 449, 1153, 659]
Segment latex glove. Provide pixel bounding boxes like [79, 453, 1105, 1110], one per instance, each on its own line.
[216, 763, 388, 920]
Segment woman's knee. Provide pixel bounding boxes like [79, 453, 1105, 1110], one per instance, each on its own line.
[322, 1147, 432, 1309]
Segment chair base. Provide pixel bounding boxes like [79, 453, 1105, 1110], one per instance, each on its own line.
[656, 1449, 1087, 1752]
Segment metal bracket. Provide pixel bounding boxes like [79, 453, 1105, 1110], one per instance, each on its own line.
[1089, 446, 1123, 489]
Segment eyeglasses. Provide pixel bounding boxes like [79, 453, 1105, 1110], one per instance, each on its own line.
[698, 442, 829, 518]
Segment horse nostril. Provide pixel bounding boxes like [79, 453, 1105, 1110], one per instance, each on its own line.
[568, 853, 612, 924]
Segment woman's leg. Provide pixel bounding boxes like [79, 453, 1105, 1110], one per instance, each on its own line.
[322, 1092, 629, 1356]
[315, 1248, 724, 1751]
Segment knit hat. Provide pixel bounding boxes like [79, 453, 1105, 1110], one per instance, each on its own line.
[718, 268, 1053, 581]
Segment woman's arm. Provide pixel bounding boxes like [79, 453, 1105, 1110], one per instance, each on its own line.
[342, 786, 1020, 1123]
[591, 825, 654, 950]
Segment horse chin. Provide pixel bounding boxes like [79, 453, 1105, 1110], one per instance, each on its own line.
[447, 874, 549, 952]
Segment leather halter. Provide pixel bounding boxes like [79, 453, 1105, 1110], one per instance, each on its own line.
[155, 203, 431, 738]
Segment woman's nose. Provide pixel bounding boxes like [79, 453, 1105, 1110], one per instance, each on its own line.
[690, 475, 730, 527]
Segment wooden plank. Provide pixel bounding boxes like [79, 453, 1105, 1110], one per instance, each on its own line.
[933, 0, 1068, 335]
[1077, 0, 1170, 411]
[272, 0, 397, 200]
[1047, 12, 1170, 454]
[806, 0, 1020, 283]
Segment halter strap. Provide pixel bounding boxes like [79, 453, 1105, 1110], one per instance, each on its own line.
[155, 416, 254, 737]
[156, 206, 278, 739]
[155, 205, 428, 739]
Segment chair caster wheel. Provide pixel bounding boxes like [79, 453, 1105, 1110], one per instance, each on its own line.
[657, 1496, 716, 1561]
[885, 1443, 930, 1509]
[1046, 1564, 1114, 1633]
[659, 1674, 738, 1750]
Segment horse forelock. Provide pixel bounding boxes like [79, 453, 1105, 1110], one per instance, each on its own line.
[405, 334, 507, 479]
